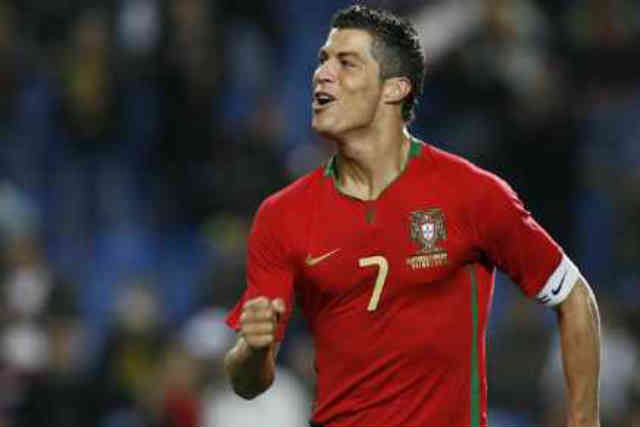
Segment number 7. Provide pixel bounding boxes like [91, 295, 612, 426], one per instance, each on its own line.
[358, 256, 389, 311]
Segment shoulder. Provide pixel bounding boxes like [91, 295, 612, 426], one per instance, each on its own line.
[259, 167, 324, 212]
[254, 166, 326, 227]
[249, 166, 327, 255]
[421, 143, 514, 200]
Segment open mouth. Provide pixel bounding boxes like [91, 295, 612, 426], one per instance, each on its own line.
[314, 91, 336, 108]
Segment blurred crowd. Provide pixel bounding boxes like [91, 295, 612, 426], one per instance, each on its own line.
[0, 0, 638, 425]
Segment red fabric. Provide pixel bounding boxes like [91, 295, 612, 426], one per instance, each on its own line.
[226, 142, 562, 426]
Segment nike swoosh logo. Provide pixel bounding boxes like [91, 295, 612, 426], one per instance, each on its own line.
[552, 270, 568, 295]
[305, 248, 341, 266]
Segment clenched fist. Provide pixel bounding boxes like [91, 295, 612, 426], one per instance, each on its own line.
[239, 297, 285, 349]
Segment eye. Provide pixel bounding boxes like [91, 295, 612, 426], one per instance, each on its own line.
[341, 60, 355, 68]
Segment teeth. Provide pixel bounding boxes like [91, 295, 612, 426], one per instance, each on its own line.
[316, 93, 334, 105]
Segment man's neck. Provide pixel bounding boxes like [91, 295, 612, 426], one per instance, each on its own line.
[332, 125, 411, 200]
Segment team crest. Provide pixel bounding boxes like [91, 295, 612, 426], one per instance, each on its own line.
[407, 208, 448, 270]
[410, 209, 447, 254]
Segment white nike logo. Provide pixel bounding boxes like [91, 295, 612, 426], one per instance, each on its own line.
[305, 248, 341, 266]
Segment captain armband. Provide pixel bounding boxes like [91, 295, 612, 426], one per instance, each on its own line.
[535, 255, 582, 307]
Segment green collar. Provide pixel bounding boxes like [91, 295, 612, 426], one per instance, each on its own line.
[324, 137, 424, 178]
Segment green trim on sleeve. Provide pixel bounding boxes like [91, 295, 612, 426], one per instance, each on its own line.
[468, 265, 480, 427]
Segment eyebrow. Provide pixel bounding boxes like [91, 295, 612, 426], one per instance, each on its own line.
[317, 48, 364, 61]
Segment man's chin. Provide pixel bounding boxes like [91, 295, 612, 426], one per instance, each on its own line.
[313, 130, 340, 143]
[311, 120, 336, 138]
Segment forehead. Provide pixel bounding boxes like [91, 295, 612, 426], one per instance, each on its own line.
[321, 28, 375, 59]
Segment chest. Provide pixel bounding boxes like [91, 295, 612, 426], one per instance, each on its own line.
[297, 190, 476, 304]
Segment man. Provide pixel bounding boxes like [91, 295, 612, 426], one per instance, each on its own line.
[224, 5, 600, 426]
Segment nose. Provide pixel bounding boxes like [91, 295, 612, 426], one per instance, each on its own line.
[313, 60, 336, 86]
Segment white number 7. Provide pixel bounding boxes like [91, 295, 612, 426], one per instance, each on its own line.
[358, 256, 389, 311]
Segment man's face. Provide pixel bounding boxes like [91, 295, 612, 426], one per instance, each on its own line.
[311, 28, 384, 137]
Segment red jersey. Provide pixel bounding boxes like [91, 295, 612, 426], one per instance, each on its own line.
[226, 140, 562, 426]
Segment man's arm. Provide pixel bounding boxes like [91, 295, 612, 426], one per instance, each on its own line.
[554, 279, 601, 426]
[224, 297, 284, 399]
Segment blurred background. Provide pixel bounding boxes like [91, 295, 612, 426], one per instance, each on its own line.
[0, 0, 638, 425]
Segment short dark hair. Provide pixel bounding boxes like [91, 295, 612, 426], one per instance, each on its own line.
[330, 5, 425, 122]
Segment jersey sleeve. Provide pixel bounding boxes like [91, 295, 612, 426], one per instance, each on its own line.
[472, 174, 563, 300]
[225, 196, 296, 341]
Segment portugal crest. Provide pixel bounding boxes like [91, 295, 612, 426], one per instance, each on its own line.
[409, 208, 447, 255]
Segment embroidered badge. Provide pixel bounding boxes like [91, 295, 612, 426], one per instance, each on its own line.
[407, 208, 449, 270]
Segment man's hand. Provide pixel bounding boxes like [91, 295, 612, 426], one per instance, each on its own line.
[225, 296, 285, 399]
[239, 297, 286, 350]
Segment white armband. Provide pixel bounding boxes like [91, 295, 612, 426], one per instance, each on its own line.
[535, 255, 582, 307]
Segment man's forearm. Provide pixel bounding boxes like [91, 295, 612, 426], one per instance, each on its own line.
[556, 279, 601, 426]
[224, 336, 277, 399]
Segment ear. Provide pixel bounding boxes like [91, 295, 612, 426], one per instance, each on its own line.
[382, 77, 412, 105]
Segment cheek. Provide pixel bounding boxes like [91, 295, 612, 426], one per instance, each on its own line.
[350, 84, 381, 116]
[356, 75, 381, 101]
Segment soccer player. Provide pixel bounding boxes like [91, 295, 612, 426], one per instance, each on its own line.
[224, 5, 600, 426]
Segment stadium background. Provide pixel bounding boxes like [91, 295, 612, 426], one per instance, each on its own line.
[0, 0, 638, 425]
